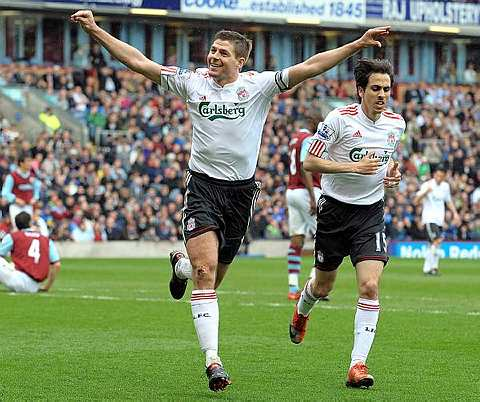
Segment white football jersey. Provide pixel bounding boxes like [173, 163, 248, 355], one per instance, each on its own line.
[419, 179, 452, 226]
[158, 67, 289, 180]
[308, 103, 406, 205]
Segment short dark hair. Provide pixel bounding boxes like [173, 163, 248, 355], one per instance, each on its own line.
[15, 211, 31, 230]
[17, 152, 32, 164]
[434, 165, 447, 173]
[354, 58, 394, 101]
[213, 30, 252, 61]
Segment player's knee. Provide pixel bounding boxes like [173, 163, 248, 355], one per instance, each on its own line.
[194, 264, 215, 281]
[311, 276, 334, 297]
[358, 279, 379, 299]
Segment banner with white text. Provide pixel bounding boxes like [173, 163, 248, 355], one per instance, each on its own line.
[27, 0, 180, 10]
[389, 241, 480, 259]
[366, 0, 480, 26]
[181, 0, 366, 23]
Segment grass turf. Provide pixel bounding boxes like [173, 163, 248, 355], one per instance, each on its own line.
[1, 258, 479, 401]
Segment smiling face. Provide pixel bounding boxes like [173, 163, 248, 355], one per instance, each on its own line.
[206, 39, 246, 86]
[358, 73, 391, 121]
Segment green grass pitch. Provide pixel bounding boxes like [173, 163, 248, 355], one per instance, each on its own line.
[1, 257, 479, 401]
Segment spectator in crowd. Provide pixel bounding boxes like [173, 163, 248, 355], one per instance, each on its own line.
[464, 62, 477, 85]
[0, 59, 478, 245]
[39, 107, 62, 133]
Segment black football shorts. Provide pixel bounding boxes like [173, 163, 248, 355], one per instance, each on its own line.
[424, 222, 443, 242]
[182, 170, 261, 264]
[314, 195, 388, 271]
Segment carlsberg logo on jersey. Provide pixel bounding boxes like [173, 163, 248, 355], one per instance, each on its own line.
[349, 148, 392, 165]
[199, 102, 246, 121]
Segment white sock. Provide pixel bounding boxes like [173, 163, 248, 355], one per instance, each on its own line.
[288, 273, 299, 290]
[297, 279, 319, 316]
[350, 298, 380, 367]
[423, 248, 431, 273]
[431, 245, 439, 269]
[175, 257, 192, 280]
[191, 289, 221, 367]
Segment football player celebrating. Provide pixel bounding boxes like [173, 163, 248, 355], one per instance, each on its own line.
[71, 8, 390, 392]
[289, 59, 404, 389]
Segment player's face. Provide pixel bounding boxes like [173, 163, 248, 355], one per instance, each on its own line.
[207, 40, 245, 84]
[20, 158, 32, 172]
[434, 170, 446, 183]
[359, 73, 391, 118]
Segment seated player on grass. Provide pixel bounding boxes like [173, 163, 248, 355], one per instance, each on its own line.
[0, 212, 61, 293]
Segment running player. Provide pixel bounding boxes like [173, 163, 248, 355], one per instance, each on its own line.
[286, 119, 322, 300]
[1, 154, 41, 230]
[289, 59, 404, 389]
[0, 212, 61, 293]
[71, 9, 390, 392]
[414, 166, 460, 275]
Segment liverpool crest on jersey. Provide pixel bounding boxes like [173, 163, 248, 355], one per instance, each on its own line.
[386, 132, 396, 148]
[237, 87, 249, 101]
[186, 218, 196, 231]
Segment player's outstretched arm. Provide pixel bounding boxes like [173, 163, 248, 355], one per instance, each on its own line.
[304, 151, 380, 175]
[70, 10, 162, 82]
[287, 26, 390, 88]
[39, 261, 61, 292]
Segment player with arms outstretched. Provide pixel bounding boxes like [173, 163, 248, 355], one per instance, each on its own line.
[289, 59, 404, 389]
[414, 167, 460, 275]
[0, 212, 61, 293]
[71, 9, 390, 392]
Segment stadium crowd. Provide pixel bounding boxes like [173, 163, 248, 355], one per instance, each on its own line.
[0, 62, 479, 242]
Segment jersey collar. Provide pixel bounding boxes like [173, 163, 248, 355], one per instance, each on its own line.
[209, 75, 240, 89]
[358, 104, 382, 125]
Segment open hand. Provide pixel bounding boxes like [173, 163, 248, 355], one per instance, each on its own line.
[70, 10, 98, 33]
[358, 26, 391, 48]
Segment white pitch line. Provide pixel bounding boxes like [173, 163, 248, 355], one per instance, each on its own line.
[8, 292, 478, 317]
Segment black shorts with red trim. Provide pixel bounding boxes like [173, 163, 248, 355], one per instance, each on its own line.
[424, 222, 442, 242]
[314, 195, 388, 271]
[182, 170, 261, 264]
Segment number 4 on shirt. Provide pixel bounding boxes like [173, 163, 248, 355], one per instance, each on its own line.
[28, 239, 41, 264]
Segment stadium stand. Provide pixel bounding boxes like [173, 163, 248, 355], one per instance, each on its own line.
[0, 64, 479, 242]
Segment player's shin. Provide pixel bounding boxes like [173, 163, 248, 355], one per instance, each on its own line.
[288, 244, 302, 294]
[350, 298, 380, 367]
[191, 290, 221, 367]
[430, 244, 440, 269]
[297, 278, 319, 316]
[423, 247, 432, 273]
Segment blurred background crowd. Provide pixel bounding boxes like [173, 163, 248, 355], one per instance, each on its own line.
[1, 62, 479, 242]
